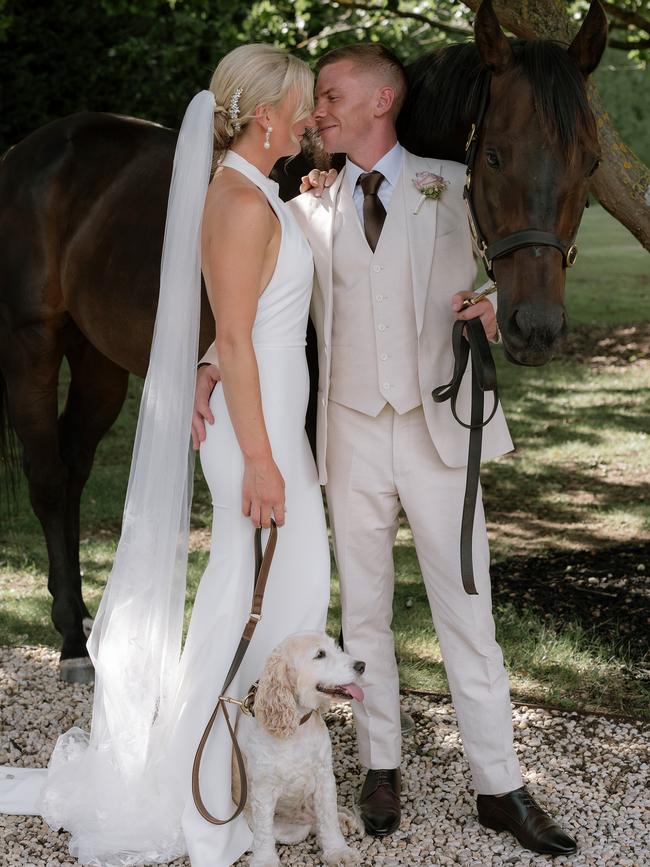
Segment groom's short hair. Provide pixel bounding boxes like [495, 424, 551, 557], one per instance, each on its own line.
[316, 44, 407, 117]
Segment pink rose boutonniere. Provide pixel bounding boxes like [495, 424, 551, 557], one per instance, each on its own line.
[413, 171, 448, 214]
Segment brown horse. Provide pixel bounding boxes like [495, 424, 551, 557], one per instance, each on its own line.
[0, 0, 607, 680]
[398, 1, 607, 365]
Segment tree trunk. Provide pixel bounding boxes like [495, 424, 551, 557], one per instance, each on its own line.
[463, 0, 650, 250]
[588, 86, 650, 248]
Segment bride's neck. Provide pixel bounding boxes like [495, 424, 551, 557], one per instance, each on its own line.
[229, 142, 276, 178]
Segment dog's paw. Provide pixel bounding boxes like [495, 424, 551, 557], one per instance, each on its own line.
[337, 807, 364, 837]
[323, 844, 360, 865]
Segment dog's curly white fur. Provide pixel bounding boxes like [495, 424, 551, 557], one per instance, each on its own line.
[234, 632, 365, 867]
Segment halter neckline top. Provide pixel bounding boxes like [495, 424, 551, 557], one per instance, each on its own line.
[216, 152, 313, 350]
[220, 150, 280, 199]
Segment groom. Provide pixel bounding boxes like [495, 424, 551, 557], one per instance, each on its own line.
[194, 44, 576, 857]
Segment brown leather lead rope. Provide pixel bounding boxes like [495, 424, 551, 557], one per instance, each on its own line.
[191, 520, 278, 825]
[432, 317, 499, 595]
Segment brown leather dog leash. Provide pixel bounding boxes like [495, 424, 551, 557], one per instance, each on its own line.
[432, 316, 499, 595]
[192, 521, 278, 825]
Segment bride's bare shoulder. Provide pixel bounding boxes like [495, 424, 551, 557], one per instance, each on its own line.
[203, 165, 270, 236]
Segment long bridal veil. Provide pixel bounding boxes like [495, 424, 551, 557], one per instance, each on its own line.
[32, 89, 215, 866]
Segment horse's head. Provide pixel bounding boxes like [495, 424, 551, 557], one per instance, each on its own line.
[471, 0, 608, 366]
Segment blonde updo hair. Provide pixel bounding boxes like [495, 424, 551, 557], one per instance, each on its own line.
[210, 44, 314, 162]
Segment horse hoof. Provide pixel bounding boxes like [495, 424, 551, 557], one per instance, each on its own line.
[59, 657, 95, 684]
[82, 617, 94, 638]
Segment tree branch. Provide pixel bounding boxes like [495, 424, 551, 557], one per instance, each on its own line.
[609, 37, 650, 50]
[461, 0, 572, 41]
[586, 84, 650, 250]
[336, 0, 472, 37]
[600, 1, 650, 34]
[296, 18, 376, 49]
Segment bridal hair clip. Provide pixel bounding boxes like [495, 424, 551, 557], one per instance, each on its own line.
[413, 171, 448, 214]
[229, 87, 243, 133]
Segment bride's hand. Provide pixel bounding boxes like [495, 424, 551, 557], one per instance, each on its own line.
[242, 456, 286, 528]
[299, 168, 338, 197]
[192, 364, 221, 450]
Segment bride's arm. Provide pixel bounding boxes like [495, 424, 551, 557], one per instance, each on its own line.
[203, 186, 285, 529]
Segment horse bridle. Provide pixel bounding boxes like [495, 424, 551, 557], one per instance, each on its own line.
[463, 75, 582, 283]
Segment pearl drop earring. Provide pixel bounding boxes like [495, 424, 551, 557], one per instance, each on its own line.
[264, 125, 273, 150]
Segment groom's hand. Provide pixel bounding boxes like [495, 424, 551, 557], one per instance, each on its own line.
[191, 364, 221, 450]
[452, 291, 499, 343]
[299, 168, 338, 197]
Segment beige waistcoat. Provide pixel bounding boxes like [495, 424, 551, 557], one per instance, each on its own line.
[329, 176, 421, 417]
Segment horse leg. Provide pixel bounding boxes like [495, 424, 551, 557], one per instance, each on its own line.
[58, 331, 129, 652]
[2, 324, 95, 678]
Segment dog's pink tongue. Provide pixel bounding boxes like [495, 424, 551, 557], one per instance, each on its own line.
[342, 683, 364, 702]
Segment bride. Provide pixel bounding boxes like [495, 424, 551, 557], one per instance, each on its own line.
[0, 44, 331, 866]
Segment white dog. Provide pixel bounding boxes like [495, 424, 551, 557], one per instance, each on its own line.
[234, 632, 365, 867]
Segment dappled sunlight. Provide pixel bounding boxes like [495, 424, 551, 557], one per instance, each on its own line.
[396, 632, 443, 669]
[562, 323, 650, 369]
[394, 524, 414, 547]
[481, 369, 650, 556]
[188, 526, 212, 552]
[486, 502, 650, 556]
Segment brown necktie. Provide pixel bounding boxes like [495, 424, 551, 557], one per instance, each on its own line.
[358, 171, 386, 252]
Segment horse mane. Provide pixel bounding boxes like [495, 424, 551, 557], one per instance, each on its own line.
[399, 39, 598, 162]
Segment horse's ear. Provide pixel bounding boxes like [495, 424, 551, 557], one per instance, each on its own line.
[568, 0, 608, 77]
[474, 0, 514, 75]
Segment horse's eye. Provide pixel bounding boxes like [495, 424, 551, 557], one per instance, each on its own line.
[314, 649, 326, 660]
[587, 157, 601, 177]
[485, 149, 500, 169]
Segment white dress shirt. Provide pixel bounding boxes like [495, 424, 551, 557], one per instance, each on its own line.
[345, 142, 404, 226]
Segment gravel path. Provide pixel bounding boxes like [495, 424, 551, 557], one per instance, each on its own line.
[1, 646, 648, 867]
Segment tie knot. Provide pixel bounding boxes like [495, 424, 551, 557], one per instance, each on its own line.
[358, 170, 384, 197]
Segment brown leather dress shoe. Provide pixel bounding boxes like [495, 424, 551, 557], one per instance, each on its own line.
[477, 786, 577, 856]
[359, 768, 401, 837]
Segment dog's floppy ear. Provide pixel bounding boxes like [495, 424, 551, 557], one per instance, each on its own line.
[254, 649, 301, 738]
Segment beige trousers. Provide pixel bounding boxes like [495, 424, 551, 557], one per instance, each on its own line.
[325, 400, 523, 795]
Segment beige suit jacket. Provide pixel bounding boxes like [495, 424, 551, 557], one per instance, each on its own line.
[288, 150, 513, 483]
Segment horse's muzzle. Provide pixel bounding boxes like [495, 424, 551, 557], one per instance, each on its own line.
[499, 303, 568, 366]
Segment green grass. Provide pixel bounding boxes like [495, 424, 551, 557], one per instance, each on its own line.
[483, 360, 650, 557]
[563, 204, 650, 326]
[477, 207, 650, 559]
[1, 204, 649, 720]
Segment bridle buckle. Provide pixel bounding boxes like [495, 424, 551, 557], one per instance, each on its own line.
[566, 244, 578, 267]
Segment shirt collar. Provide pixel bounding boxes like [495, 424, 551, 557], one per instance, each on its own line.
[345, 141, 404, 195]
